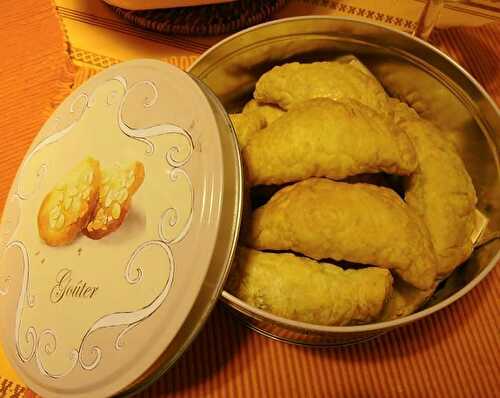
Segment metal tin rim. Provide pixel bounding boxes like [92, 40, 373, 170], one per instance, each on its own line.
[189, 15, 500, 335]
[120, 73, 244, 396]
[189, 15, 500, 116]
[220, 253, 498, 334]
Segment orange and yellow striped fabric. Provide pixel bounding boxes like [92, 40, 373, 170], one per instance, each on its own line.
[1, 1, 499, 398]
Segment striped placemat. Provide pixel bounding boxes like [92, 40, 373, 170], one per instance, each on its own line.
[1, 2, 499, 398]
[0, 1, 75, 394]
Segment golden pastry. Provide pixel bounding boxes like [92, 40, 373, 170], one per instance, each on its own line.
[254, 59, 389, 111]
[242, 99, 285, 126]
[38, 157, 100, 246]
[392, 100, 477, 277]
[228, 247, 393, 326]
[229, 112, 266, 149]
[248, 178, 437, 290]
[378, 278, 438, 321]
[84, 161, 145, 240]
[335, 54, 377, 77]
[243, 98, 417, 186]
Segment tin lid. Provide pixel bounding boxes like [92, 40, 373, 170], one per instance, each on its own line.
[0, 60, 242, 397]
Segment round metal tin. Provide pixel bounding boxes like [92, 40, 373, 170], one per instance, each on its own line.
[0, 59, 242, 397]
[189, 16, 500, 346]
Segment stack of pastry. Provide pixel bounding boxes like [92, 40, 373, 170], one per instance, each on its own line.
[227, 56, 477, 326]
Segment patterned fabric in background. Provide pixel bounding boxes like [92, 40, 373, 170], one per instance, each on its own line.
[55, 0, 500, 72]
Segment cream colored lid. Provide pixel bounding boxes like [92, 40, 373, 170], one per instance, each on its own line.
[0, 60, 242, 397]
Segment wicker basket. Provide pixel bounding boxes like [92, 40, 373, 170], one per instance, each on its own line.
[112, 0, 288, 36]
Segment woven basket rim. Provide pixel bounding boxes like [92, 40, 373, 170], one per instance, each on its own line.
[112, 0, 288, 36]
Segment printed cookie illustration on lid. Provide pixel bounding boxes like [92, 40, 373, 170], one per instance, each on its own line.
[0, 60, 242, 397]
